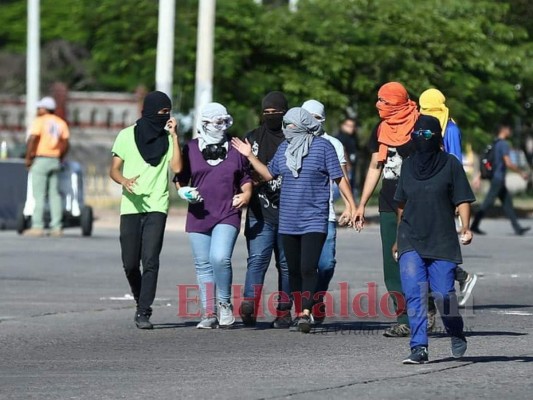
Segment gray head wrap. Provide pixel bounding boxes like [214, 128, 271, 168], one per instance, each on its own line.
[283, 107, 322, 177]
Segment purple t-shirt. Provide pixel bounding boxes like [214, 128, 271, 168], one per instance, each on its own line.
[177, 138, 251, 233]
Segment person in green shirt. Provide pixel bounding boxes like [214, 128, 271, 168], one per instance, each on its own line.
[109, 91, 182, 329]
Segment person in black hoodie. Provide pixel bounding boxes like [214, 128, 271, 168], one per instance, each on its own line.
[239, 91, 292, 328]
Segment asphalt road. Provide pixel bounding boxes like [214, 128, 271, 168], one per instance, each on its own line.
[0, 214, 532, 399]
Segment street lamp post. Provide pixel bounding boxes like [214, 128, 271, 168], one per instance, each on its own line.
[26, 0, 40, 134]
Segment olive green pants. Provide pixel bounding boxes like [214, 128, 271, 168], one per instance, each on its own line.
[379, 211, 408, 325]
[31, 157, 62, 230]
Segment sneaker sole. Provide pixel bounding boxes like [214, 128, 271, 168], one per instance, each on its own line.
[402, 358, 427, 365]
[458, 275, 478, 306]
[196, 324, 218, 329]
[219, 319, 236, 328]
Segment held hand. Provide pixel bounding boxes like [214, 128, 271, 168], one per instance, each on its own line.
[166, 117, 179, 137]
[460, 227, 473, 245]
[521, 171, 530, 181]
[338, 209, 352, 228]
[232, 192, 250, 209]
[25, 158, 33, 169]
[354, 206, 365, 232]
[231, 137, 252, 158]
[122, 175, 140, 194]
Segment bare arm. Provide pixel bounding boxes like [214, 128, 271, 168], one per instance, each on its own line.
[354, 152, 383, 230]
[109, 156, 139, 194]
[503, 155, 529, 180]
[334, 174, 358, 228]
[233, 182, 253, 209]
[391, 203, 404, 260]
[25, 135, 39, 168]
[231, 137, 274, 181]
[457, 202, 473, 245]
[167, 118, 182, 174]
[59, 139, 69, 161]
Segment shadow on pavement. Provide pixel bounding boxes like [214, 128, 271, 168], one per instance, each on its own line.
[152, 321, 197, 329]
[431, 355, 533, 364]
[471, 304, 533, 310]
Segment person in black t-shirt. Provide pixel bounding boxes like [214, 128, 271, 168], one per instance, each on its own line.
[240, 91, 292, 328]
[393, 115, 475, 364]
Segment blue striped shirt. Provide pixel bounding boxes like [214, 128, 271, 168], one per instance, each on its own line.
[268, 137, 343, 235]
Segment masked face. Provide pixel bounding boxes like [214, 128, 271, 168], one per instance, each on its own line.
[262, 109, 285, 131]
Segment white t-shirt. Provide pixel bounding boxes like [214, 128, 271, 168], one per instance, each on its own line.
[322, 133, 346, 222]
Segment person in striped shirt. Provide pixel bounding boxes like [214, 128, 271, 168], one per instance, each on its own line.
[232, 107, 356, 333]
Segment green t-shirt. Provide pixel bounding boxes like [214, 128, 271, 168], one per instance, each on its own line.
[111, 125, 173, 215]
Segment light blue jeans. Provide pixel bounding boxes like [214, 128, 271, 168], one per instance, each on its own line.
[316, 221, 337, 294]
[189, 224, 239, 314]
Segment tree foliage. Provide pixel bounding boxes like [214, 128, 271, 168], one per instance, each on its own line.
[0, 0, 531, 148]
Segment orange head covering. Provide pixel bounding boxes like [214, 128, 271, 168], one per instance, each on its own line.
[375, 82, 419, 162]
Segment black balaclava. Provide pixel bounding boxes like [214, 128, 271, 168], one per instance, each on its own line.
[134, 91, 171, 166]
[255, 91, 288, 164]
[261, 91, 288, 131]
[411, 115, 448, 180]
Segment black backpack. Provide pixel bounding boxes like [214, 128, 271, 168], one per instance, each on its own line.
[479, 139, 499, 180]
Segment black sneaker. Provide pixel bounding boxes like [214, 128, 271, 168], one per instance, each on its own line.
[134, 313, 153, 330]
[516, 226, 531, 236]
[383, 323, 410, 337]
[402, 346, 429, 364]
[312, 303, 326, 325]
[239, 300, 256, 327]
[271, 313, 292, 329]
[451, 335, 467, 358]
[298, 314, 313, 334]
[289, 317, 301, 332]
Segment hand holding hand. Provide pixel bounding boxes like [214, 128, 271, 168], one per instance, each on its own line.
[232, 193, 250, 209]
[354, 206, 365, 232]
[392, 242, 399, 262]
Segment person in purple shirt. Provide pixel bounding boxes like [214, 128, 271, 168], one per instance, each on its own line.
[232, 107, 356, 334]
[175, 102, 252, 329]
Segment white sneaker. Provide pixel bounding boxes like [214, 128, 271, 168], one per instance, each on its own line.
[218, 302, 235, 327]
[458, 273, 478, 306]
[196, 315, 218, 329]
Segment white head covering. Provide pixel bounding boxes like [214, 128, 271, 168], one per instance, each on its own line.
[196, 102, 233, 166]
[302, 99, 326, 136]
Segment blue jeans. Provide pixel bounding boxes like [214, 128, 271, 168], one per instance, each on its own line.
[399, 251, 464, 349]
[189, 224, 239, 314]
[316, 221, 337, 294]
[244, 216, 291, 311]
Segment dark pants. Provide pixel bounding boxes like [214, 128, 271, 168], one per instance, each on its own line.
[244, 216, 291, 312]
[120, 212, 167, 315]
[472, 178, 522, 233]
[380, 212, 409, 325]
[281, 232, 326, 313]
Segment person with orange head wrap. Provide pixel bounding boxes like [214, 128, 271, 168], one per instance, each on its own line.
[354, 82, 419, 338]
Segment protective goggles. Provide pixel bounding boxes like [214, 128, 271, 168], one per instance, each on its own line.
[412, 129, 435, 140]
[203, 115, 233, 130]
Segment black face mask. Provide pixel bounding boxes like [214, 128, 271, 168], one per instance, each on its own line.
[202, 144, 227, 161]
[263, 113, 284, 131]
